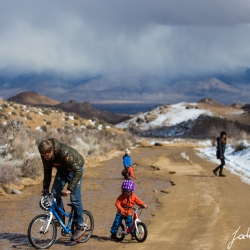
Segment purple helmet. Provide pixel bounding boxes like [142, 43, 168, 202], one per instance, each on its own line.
[121, 180, 135, 192]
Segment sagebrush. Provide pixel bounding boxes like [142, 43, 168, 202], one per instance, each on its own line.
[0, 119, 137, 184]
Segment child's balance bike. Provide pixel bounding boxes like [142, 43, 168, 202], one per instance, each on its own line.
[121, 166, 136, 179]
[115, 206, 148, 242]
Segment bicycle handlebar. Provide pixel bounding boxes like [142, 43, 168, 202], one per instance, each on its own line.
[42, 192, 63, 198]
[123, 206, 146, 210]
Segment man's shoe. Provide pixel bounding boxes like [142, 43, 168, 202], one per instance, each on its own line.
[110, 234, 117, 241]
[71, 226, 85, 241]
[219, 174, 226, 177]
[213, 170, 217, 176]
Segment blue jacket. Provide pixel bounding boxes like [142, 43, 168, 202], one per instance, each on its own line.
[123, 155, 132, 167]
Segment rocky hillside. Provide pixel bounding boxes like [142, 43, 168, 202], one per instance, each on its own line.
[115, 100, 250, 139]
[53, 100, 131, 125]
[0, 98, 117, 131]
[7, 92, 131, 125]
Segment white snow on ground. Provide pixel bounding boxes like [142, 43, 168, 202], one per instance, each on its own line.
[115, 102, 213, 131]
[198, 141, 250, 185]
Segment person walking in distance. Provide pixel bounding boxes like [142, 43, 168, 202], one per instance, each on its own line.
[213, 131, 227, 177]
[38, 138, 85, 241]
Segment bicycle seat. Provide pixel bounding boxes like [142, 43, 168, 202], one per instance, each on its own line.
[67, 203, 74, 208]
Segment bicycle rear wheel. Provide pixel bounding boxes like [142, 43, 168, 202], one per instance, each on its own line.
[115, 222, 126, 242]
[28, 214, 57, 249]
[71, 210, 94, 243]
[134, 222, 148, 242]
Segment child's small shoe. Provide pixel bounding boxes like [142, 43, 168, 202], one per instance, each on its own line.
[110, 234, 116, 241]
[131, 234, 135, 240]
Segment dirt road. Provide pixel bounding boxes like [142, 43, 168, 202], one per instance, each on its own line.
[1, 144, 250, 250]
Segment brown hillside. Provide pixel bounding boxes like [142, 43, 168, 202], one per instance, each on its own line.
[7, 91, 60, 105]
[53, 100, 131, 125]
[0, 98, 117, 131]
[7, 92, 131, 125]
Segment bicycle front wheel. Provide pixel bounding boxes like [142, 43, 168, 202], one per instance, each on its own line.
[71, 210, 94, 243]
[134, 222, 148, 242]
[28, 214, 57, 249]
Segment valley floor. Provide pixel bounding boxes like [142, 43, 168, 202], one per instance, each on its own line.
[0, 143, 250, 250]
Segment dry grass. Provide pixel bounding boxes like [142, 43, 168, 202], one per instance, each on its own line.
[0, 99, 99, 130]
[0, 162, 21, 185]
[209, 123, 250, 150]
[0, 109, 137, 184]
[197, 102, 250, 126]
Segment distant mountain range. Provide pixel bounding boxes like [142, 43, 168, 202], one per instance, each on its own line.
[0, 71, 250, 104]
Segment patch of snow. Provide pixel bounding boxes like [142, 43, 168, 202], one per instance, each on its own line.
[35, 126, 43, 131]
[88, 119, 96, 125]
[115, 102, 213, 131]
[197, 142, 250, 185]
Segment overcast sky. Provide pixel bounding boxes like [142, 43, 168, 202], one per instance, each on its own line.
[1, 0, 250, 80]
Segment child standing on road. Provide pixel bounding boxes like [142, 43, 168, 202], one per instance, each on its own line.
[110, 180, 147, 240]
[123, 149, 137, 179]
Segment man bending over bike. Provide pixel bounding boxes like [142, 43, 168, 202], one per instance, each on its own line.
[110, 180, 147, 240]
[38, 138, 85, 242]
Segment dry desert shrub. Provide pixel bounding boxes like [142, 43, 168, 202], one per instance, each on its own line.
[42, 109, 51, 115]
[209, 124, 249, 149]
[139, 138, 151, 147]
[0, 162, 21, 184]
[21, 158, 42, 179]
[234, 141, 249, 152]
[0, 117, 137, 182]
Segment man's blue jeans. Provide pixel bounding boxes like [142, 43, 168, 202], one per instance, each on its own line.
[52, 167, 84, 227]
[110, 213, 134, 235]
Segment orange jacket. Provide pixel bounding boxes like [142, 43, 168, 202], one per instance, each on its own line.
[115, 193, 146, 216]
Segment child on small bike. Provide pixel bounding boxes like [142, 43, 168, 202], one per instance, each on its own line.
[122, 149, 137, 179]
[110, 180, 147, 240]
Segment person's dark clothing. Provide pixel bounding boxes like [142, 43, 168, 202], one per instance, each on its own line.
[41, 138, 84, 192]
[214, 136, 226, 174]
[52, 167, 84, 227]
[216, 137, 226, 159]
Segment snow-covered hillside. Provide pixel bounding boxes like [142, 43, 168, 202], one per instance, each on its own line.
[115, 101, 248, 138]
[115, 102, 213, 131]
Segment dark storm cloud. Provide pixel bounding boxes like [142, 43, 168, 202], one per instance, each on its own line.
[0, 0, 250, 79]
